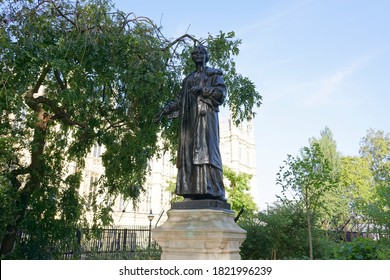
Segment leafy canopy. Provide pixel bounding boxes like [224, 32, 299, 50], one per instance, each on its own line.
[224, 166, 257, 214]
[277, 128, 340, 259]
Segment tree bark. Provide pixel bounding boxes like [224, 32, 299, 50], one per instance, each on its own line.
[307, 211, 313, 260]
[0, 125, 48, 256]
[0, 67, 50, 256]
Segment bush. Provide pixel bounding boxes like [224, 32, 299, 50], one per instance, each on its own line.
[239, 204, 338, 260]
[335, 238, 390, 260]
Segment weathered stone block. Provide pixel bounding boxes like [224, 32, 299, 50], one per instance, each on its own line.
[152, 208, 246, 260]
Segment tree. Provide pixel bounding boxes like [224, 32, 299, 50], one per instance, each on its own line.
[334, 129, 389, 238]
[338, 128, 390, 256]
[359, 129, 390, 238]
[339, 156, 373, 217]
[0, 0, 262, 258]
[360, 129, 390, 182]
[224, 166, 257, 215]
[310, 127, 348, 230]
[277, 142, 339, 259]
[239, 202, 336, 260]
[165, 179, 183, 203]
[310, 127, 341, 176]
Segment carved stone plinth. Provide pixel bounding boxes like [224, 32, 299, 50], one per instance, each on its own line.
[152, 205, 247, 260]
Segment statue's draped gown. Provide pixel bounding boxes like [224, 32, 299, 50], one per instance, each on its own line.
[168, 67, 226, 200]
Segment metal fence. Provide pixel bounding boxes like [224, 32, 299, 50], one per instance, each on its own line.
[64, 226, 161, 260]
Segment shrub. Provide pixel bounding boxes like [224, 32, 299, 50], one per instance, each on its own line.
[335, 238, 390, 260]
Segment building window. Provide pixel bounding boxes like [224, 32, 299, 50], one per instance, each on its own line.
[118, 195, 127, 212]
[92, 144, 102, 158]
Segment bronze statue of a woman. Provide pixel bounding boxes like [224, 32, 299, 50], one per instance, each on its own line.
[155, 45, 227, 201]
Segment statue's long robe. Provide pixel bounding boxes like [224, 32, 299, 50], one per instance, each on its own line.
[173, 67, 226, 199]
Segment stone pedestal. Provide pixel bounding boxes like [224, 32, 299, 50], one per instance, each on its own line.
[152, 201, 247, 260]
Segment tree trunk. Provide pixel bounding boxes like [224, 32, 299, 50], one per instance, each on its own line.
[307, 211, 313, 260]
[0, 69, 52, 256]
[0, 192, 29, 256]
[0, 122, 47, 256]
[0, 225, 18, 256]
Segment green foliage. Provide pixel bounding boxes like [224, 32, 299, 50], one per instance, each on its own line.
[335, 238, 390, 260]
[239, 203, 337, 260]
[165, 179, 184, 203]
[224, 166, 257, 214]
[7, 170, 89, 259]
[310, 127, 341, 176]
[335, 129, 389, 241]
[358, 129, 390, 237]
[207, 31, 262, 125]
[271, 128, 389, 261]
[310, 127, 348, 227]
[277, 142, 339, 217]
[366, 184, 390, 234]
[340, 156, 374, 215]
[0, 177, 18, 244]
[277, 129, 341, 259]
[360, 129, 390, 181]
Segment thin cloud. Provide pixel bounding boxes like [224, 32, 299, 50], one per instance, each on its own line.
[303, 47, 386, 108]
[303, 60, 363, 107]
[237, 0, 312, 35]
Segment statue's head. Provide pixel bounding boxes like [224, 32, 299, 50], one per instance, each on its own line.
[191, 45, 209, 64]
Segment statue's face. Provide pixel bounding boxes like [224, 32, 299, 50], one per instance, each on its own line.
[191, 47, 207, 64]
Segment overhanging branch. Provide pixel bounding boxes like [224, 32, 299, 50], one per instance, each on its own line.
[24, 63, 51, 112]
[163, 34, 202, 51]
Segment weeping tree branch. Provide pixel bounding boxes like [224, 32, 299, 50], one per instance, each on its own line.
[54, 69, 67, 90]
[24, 65, 87, 129]
[49, 0, 77, 28]
[118, 12, 161, 30]
[163, 34, 202, 51]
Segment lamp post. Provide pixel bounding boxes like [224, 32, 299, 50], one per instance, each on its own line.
[147, 210, 154, 250]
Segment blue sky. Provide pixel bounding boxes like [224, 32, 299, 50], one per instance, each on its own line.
[113, 0, 390, 209]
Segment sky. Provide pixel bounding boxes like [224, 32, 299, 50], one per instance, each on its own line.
[113, 0, 390, 210]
